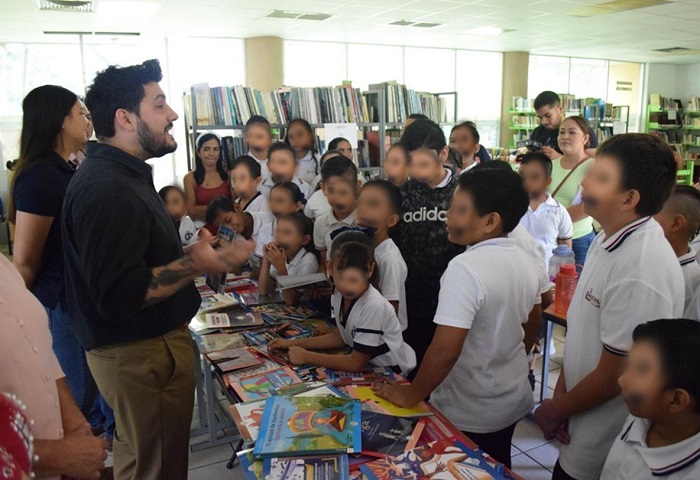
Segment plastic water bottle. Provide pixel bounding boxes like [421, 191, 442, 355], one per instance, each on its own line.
[549, 245, 575, 283]
[554, 264, 579, 315]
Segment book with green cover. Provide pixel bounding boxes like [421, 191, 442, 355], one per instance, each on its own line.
[253, 396, 362, 458]
[262, 454, 350, 480]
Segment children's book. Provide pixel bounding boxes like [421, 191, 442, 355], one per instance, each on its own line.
[232, 366, 303, 402]
[238, 448, 263, 480]
[344, 385, 432, 418]
[360, 412, 423, 458]
[270, 322, 315, 340]
[273, 382, 345, 398]
[223, 358, 281, 388]
[253, 396, 362, 458]
[238, 290, 285, 306]
[325, 367, 401, 385]
[262, 454, 350, 480]
[275, 273, 329, 290]
[416, 410, 478, 450]
[252, 303, 317, 320]
[243, 330, 281, 346]
[198, 293, 239, 314]
[206, 347, 264, 373]
[198, 332, 247, 353]
[360, 439, 506, 480]
[202, 309, 265, 330]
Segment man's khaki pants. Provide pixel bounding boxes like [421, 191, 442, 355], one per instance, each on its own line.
[87, 327, 195, 480]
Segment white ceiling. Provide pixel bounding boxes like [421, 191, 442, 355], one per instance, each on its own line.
[1, 0, 700, 64]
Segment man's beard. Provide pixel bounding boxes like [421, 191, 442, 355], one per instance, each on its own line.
[137, 117, 177, 158]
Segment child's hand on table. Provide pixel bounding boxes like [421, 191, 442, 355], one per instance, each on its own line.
[268, 338, 293, 351]
[287, 346, 309, 365]
[371, 379, 421, 408]
[313, 323, 334, 336]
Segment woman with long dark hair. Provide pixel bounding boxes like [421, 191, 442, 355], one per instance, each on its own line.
[10, 85, 99, 418]
[183, 132, 231, 228]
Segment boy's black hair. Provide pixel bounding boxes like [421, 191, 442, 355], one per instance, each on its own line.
[665, 185, 700, 240]
[450, 121, 480, 144]
[245, 115, 271, 131]
[458, 165, 528, 233]
[361, 180, 402, 215]
[633, 319, 700, 413]
[205, 196, 235, 224]
[230, 154, 262, 179]
[472, 160, 512, 172]
[320, 149, 344, 164]
[86, 59, 163, 139]
[330, 231, 375, 274]
[328, 137, 350, 150]
[321, 155, 358, 184]
[597, 133, 677, 217]
[268, 141, 297, 162]
[446, 147, 463, 170]
[408, 113, 430, 121]
[534, 91, 561, 111]
[278, 212, 316, 254]
[271, 181, 306, 205]
[518, 152, 553, 177]
[158, 185, 185, 203]
[399, 119, 446, 155]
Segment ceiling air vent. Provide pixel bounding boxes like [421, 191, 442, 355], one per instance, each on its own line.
[653, 47, 692, 53]
[266, 10, 331, 21]
[38, 0, 95, 13]
[389, 20, 443, 27]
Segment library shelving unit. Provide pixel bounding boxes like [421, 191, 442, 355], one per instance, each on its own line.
[646, 104, 700, 185]
[508, 110, 538, 148]
[183, 84, 457, 175]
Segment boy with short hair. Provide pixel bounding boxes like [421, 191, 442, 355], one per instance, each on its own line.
[518, 152, 574, 269]
[356, 179, 408, 331]
[204, 195, 235, 235]
[534, 133, 684, 480]
[245, 115, 272, 181]
[392, 119, 465, 364]
[313, 156, 359, 270]
[600, 319, 700, 480]
[654, 185, 700, 312]
[258, 142, 312, 200]
[230, 155, 269, 214]
[373, 167, 543, 469]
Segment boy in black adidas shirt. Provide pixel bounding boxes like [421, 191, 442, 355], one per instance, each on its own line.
[392, 120, 465, 364]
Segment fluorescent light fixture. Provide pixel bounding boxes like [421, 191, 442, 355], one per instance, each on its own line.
[266, 10, 331, 21]
[465, 26, 505, 36]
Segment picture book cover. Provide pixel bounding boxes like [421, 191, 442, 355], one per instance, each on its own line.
[198, 293, 239, 314]
[416, 410, 478, 450]
[206, 347, 264, 373]
[273, 382, 345, 398]
[360, 439, 505, 480]
[238, 290, 285, 306]
[262, 454, 350, 480]
[238, 448, 263, 480]
[344, 386, 432, 418]
[202, 309, 265, 330]
[223, 358, 281, 388]
[253, 396, 362, 458]
[243, 330, 281, 346]
[199, 332, 247, 353]
[230, 399, 266, 442]
[326, 367, 402, 385]
[360, 412, 423, 458]
[271, 322, 315, 340]
[232, 366, 303, 402]
[252, 303, 317, 320]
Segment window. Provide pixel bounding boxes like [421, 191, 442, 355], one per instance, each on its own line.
[284, 41, 347, 87]
[528, 55, 570, 99]
[404, 47, 456, 93]
[569, 58, 608, 99]
[347, 44, 403, 90]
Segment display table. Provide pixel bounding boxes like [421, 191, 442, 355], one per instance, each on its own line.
[539, 306, 567, 403]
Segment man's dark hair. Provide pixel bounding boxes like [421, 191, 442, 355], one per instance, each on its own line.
[458, 164, 528, 233]
[268, 141, 296, 162]
[205, 196, 235, 224]
[408, 113, 430, 121]
[518, 152, 553, 177]
[321, 155, 358, 184]
[85, 59, 163, 139]
[361, 180, 402, 215]
[597, 133, 677, 217]
[633, 319, 700, 413]
[230, 154, 262, 178]
[534, 91, 561, 111]
[399, 119, 446, 154]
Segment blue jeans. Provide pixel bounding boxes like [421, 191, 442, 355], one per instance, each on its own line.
[572, 229, 596, 273]
[47, 300, 114, 438]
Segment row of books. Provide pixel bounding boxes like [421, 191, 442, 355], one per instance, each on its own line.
[649, 93, 683, 110]
[511, 114, 539, 128]
[368, 81, 448, 124]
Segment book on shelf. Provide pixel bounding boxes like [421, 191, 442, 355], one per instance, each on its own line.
[262, 455, 350, 480]
[231, 366, 303, 402]
[367, 81, 447, 124]
[253, 395, 362, 458]
[360, 412, 423, 458]
[343, 385, 432, 418]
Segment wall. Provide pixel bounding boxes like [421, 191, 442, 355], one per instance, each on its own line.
[676, 63, 700, 100]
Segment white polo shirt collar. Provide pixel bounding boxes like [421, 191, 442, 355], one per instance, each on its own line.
[620, 417, 700, 476]
[601, 216, 652, 253]
[325, 208, 356, 227]
[679, 247, 697, 267]
[528, 192, 559, 213]
[435, 168, 453, 188]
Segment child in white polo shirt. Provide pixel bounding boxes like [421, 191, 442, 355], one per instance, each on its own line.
[258, 142, 312, 201]
[313, 156, 359, 271]
[372, 166, 543, 469]
[601, 319, 700, 480]
[654, 185, 700, 312]
[269, 232, 416, 376]
[534, 133, 684, 480]
[518, 152, 573, 269]
[230, 155, 269, 214]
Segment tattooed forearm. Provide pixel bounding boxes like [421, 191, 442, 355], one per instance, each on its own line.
[143, 256, 197, 309]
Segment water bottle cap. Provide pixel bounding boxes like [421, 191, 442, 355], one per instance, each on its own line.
[559, 264, 577, 275]
[553, 245, 574, 256]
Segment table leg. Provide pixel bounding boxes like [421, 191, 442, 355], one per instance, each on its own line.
[540, 320, 554, 403]
[226, 439, 245, 469]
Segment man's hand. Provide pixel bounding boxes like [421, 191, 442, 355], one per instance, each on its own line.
[189, 230, 255, 274]
[540, 146, 559, 160]
[61, 431, 108, 480]
[287, 346, 309, 365]
[371, 380, 421, 408]
[534, 398, 565, 438]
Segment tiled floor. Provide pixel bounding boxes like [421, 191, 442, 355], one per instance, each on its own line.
[187, 326, 568, 479]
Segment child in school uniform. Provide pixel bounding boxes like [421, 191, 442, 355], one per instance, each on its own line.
[245, 115, 272, 181]
[285, 118, 321, 185]
[254, 182, 306, 265]
[391, 119, 465, 365]
[158, 185, 198, 246]
[305, 149, 345, 220]
[258, 212, 318, 306]
[356, 180, 408, 332]
[600, 319, 700, 480]
[518, 152, 574, 270]
[372, 166, 543, 469]
[269, 232, 416, 376]
[383, 143, 409, 187]
[313, 156, 359, 271]
[230, 155, 269, 214]
[449, 121, 485, 174]
[258, 142, 313, 200]
[654, 185, 700, 312]
[533, 134, 684, 480]
[204, 195, 235, 235]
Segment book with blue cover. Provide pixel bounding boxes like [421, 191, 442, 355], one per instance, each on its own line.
[262, 455, 350, 480]
[253, 395, 362, 459]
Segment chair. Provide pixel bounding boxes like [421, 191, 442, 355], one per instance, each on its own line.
[677, 160, 695, 186]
